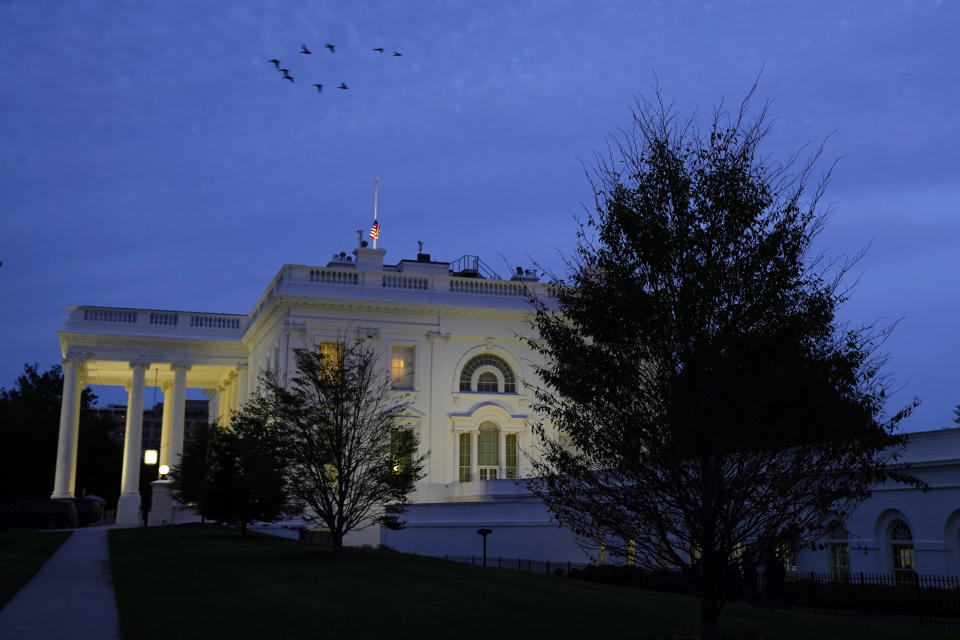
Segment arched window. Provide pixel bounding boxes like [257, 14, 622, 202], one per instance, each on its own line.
[457, 422, 520, 482]
[478, 422, 500, 479]
[459, 353, 516, 393]
[827, 521, 850, 579]
[889, 519, 915, 580]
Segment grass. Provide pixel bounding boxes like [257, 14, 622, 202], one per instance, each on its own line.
[110, 525, 953, 640]
[0, 530, 72, 609]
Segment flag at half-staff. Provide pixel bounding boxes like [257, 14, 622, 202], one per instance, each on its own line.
[369, 177, 381, 247]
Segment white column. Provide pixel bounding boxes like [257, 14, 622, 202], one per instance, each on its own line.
[158, 382, 174, 472]
[228, 371, 239, 416]
[51, 358, 83, 498]
[470, 431, 478, 482]
[499, 429, 507, 478]
[117, 362, 148, 526]
[235, 363, 249, 408]
[168, 364, 189, 471]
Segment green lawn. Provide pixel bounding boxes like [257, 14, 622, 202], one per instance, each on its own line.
[0, 530, 72, 609]
[109, 525, 952, 640]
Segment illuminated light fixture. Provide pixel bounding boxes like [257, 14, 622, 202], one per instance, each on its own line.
[144, 449, 158, 465]
[158, 464, 170, 477]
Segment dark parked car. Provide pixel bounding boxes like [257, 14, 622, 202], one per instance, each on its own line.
[64, 496, 106, 526]
[0, 499, 80, 530]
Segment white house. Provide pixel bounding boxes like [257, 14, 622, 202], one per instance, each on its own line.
[52, 242, 549, 529]
[51, 239, 960, 574]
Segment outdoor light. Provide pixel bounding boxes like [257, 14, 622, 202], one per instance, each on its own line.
[144, 449, 158, 465]
[158, 464, 170, 477]
[477, 528, 493, 567]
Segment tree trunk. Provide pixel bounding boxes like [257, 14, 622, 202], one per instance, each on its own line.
[331, 529, 343, 552]
[700, 592, 721, 640]
[240, 520, 247, 536]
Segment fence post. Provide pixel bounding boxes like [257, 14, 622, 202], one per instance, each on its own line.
[547, 560, 551, 576]
[914, 572, 924, 628]
[498, 556, 502, 569]
[859, 572, 867, 620]
[568, 560, 572, 575]
[528, 558, 532, 573]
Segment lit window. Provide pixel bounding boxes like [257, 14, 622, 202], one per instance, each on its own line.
[889, 519, 915, 580]
[319, 342, 342, 366]
[459, 354, 515, 393]
[478, 422, 499, 479]
[458, 433, 471, 482]
[505, 433, 517, 479]
[391, 428, 414, 473]
[391, 345, 415, 389]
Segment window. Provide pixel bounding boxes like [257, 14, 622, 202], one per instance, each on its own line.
[828, 522, 850, 579]
[459, 433, 471, 483]
[476, 371, 498, 392]
[320, 341, 342, 365]
[459, 354, 516, 393]
[391, 428, 414, 473]
[391, 345, 415, 389]
[478, 422, 499, 480]
[505, 433, 518, 479]
[889, 519, 915, 580]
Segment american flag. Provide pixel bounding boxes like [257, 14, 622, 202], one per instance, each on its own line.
[369, 220, 381, 240]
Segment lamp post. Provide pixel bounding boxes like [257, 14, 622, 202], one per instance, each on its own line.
[477, 528, 492, 567]
[142, 450, 158, 527]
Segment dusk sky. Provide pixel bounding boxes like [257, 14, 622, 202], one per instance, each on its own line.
[1, 1, 957, 431]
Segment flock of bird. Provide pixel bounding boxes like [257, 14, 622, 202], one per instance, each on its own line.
[269, 43, 403, 93]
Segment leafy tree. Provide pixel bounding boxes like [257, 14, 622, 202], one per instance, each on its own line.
[527, 88, 917, 639]
[266, 338, 425, 551]
[168, 422, 213, 521]
[0, 363, 121, 506]
[170, 391, 288, 536]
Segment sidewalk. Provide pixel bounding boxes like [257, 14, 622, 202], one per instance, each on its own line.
[0, 525, 120, 640]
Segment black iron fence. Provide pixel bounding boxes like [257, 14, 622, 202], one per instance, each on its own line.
[761, 571, 960, 632]
[443, 555, 960, 632]
[443, 555, 590, 576]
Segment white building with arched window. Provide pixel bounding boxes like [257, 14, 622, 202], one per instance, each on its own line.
[51, 243, 561, 534]
[50, 240, 960, 572]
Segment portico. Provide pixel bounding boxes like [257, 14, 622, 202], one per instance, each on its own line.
[53, 308, 250, 525]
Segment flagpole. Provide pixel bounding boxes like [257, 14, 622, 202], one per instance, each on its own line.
[373, 177, 379, 249]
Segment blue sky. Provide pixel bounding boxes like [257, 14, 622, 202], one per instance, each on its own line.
[1, 1, 957, 430]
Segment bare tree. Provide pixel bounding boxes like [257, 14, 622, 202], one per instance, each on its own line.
[266, 338, 425, 551]
[526, 87, 919, 639]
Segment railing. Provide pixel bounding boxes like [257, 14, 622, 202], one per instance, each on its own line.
[758, 571, 960, 632]
[444, 555, 590, 577]
[309, 269, 358, 285]
[383, 274, 429, 290]
[69, 307, 246, 336]
[189, 314, 242, 329]
[442, 556, 960, 633]
[83, 308, 137, 324]
[283, 265, 539, 300]
[449, 278, 528, 297]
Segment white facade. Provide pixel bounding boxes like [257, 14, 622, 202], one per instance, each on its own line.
[52, 243, 960, 576]
[53, 245, 548, 527]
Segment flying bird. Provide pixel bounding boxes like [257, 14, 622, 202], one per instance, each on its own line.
[313, 83, 323, 93]
[268, 59, 280, 68]
[282, 71, 294, 82]
[338, 82, 348, 90]
[300, 44, 311, 54]
[392, 51, 402, 56]
[325, 43, 335, 53]
[373, 47, 384, 52]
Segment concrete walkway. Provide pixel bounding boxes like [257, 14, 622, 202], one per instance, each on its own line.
[0, 525, 120, 640]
